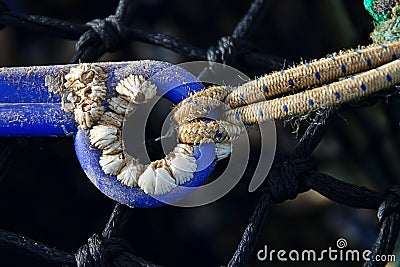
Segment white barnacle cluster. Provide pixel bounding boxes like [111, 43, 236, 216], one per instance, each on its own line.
[88, 73, 155, 178]
[215, 143, 231, 161]
[86, 73, 199, 195]
[115, 74, 157, 104]
[117, 158, 144, 187]
[138, 144, 197, 194]
[63, 64, 107, 129]
[48, 65, 206, 195]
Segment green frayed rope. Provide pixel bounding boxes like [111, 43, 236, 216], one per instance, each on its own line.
[364, 0, 390, 23]
[364, 0, 400, 43]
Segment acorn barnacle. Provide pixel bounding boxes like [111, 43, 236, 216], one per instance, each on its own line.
[63, 63, 108, 129]
[116, 74, 157, 104]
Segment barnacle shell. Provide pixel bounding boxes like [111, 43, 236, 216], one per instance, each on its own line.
[174, 143, 195, 156]
[87, 84, 107, 101]
[153, 168, 178, 194]
[98, 111, 124, 128]
[74, 101, 105, 130]
[89, 125, 119, 149]
[99, 154, 125, 175]
[116, 74, 157, 104]
[117, 161, 145, 187]
[138, 160, 177, 195]
[215, 143, 231, 161]
[64, 64, 106, 102]
[102, 139, 123, 155]
[63, 64, 108, 129]
[64, 64, 105, 91]
[108, 95, 132, 115]
[166, 146, 196, 185]
[63, 92, 80, 112]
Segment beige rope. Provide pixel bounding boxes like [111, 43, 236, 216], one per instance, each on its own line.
[225, 41, 400, 108]
[189, 85, 230, 100]
[172, 41, 400, 145]
[173, 86, 229, 124]
[224, 58, 400, 124]
[178, 120, 245, 144]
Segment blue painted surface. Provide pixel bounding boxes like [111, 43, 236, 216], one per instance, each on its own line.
[0, 65, 63, 103]
[0, 65, 76, 136]
[0, 103, 76, 136]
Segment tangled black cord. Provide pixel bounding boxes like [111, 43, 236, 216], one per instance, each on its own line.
[0, 0, 399, 266]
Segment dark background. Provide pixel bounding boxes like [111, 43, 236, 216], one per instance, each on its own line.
[0, 0, 399, 266]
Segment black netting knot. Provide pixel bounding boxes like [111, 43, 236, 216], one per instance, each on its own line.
[267, 157, 313, 203]
[86, 15, 126, 51]
[207, 36, 236, 64]
[75, 233, 137, 267]
[73, 15, 127, 62]
[75, 234, 107, 267]
[207, 36, 262, 69]
[377, 185, 400, 225]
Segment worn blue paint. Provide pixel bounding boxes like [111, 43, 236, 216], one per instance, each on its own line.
[0, 65, 76, 136]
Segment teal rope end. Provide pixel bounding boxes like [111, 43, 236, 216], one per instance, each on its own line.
[364, 0, 391, 23]
[365, 0, 400, 43]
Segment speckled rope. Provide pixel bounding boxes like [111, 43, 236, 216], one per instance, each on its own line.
[173, 85, 229, 125]
[225, 58, 400, 124]
[178, 120, 245, 144]
[225, 41, 400, 108]
[174, 41, 400, 142]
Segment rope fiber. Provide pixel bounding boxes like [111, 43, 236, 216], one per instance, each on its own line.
[0, 0, 400, 266]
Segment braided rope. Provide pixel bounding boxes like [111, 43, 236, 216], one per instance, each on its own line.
[174, 41, 400, 143]
[173, 86, 229, 125]
[225, 58, 400, 124]
[225, 41, 400, 108]
[178, 120, 245, 144]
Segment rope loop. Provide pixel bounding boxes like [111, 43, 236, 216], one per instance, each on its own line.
[377, 185, 400, 226]
[266, 157, 313, 203]
[73, 15, 127, 62]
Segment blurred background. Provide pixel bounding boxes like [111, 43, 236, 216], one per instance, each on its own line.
[0, 0, 399, 266]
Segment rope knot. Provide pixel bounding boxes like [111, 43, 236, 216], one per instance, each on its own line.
[207, 36, 236, 64]
[75, 233, 136, 267]
[73, 15, 127, 62]
[267, 157, 313, 203]
[75, 233, 107, 267]
[377, 185, 400, 225]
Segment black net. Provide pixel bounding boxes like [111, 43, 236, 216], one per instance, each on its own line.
[0, 0, 399, 266]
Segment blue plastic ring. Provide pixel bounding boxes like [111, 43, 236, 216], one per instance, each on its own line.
[74, 61, 215, 208]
